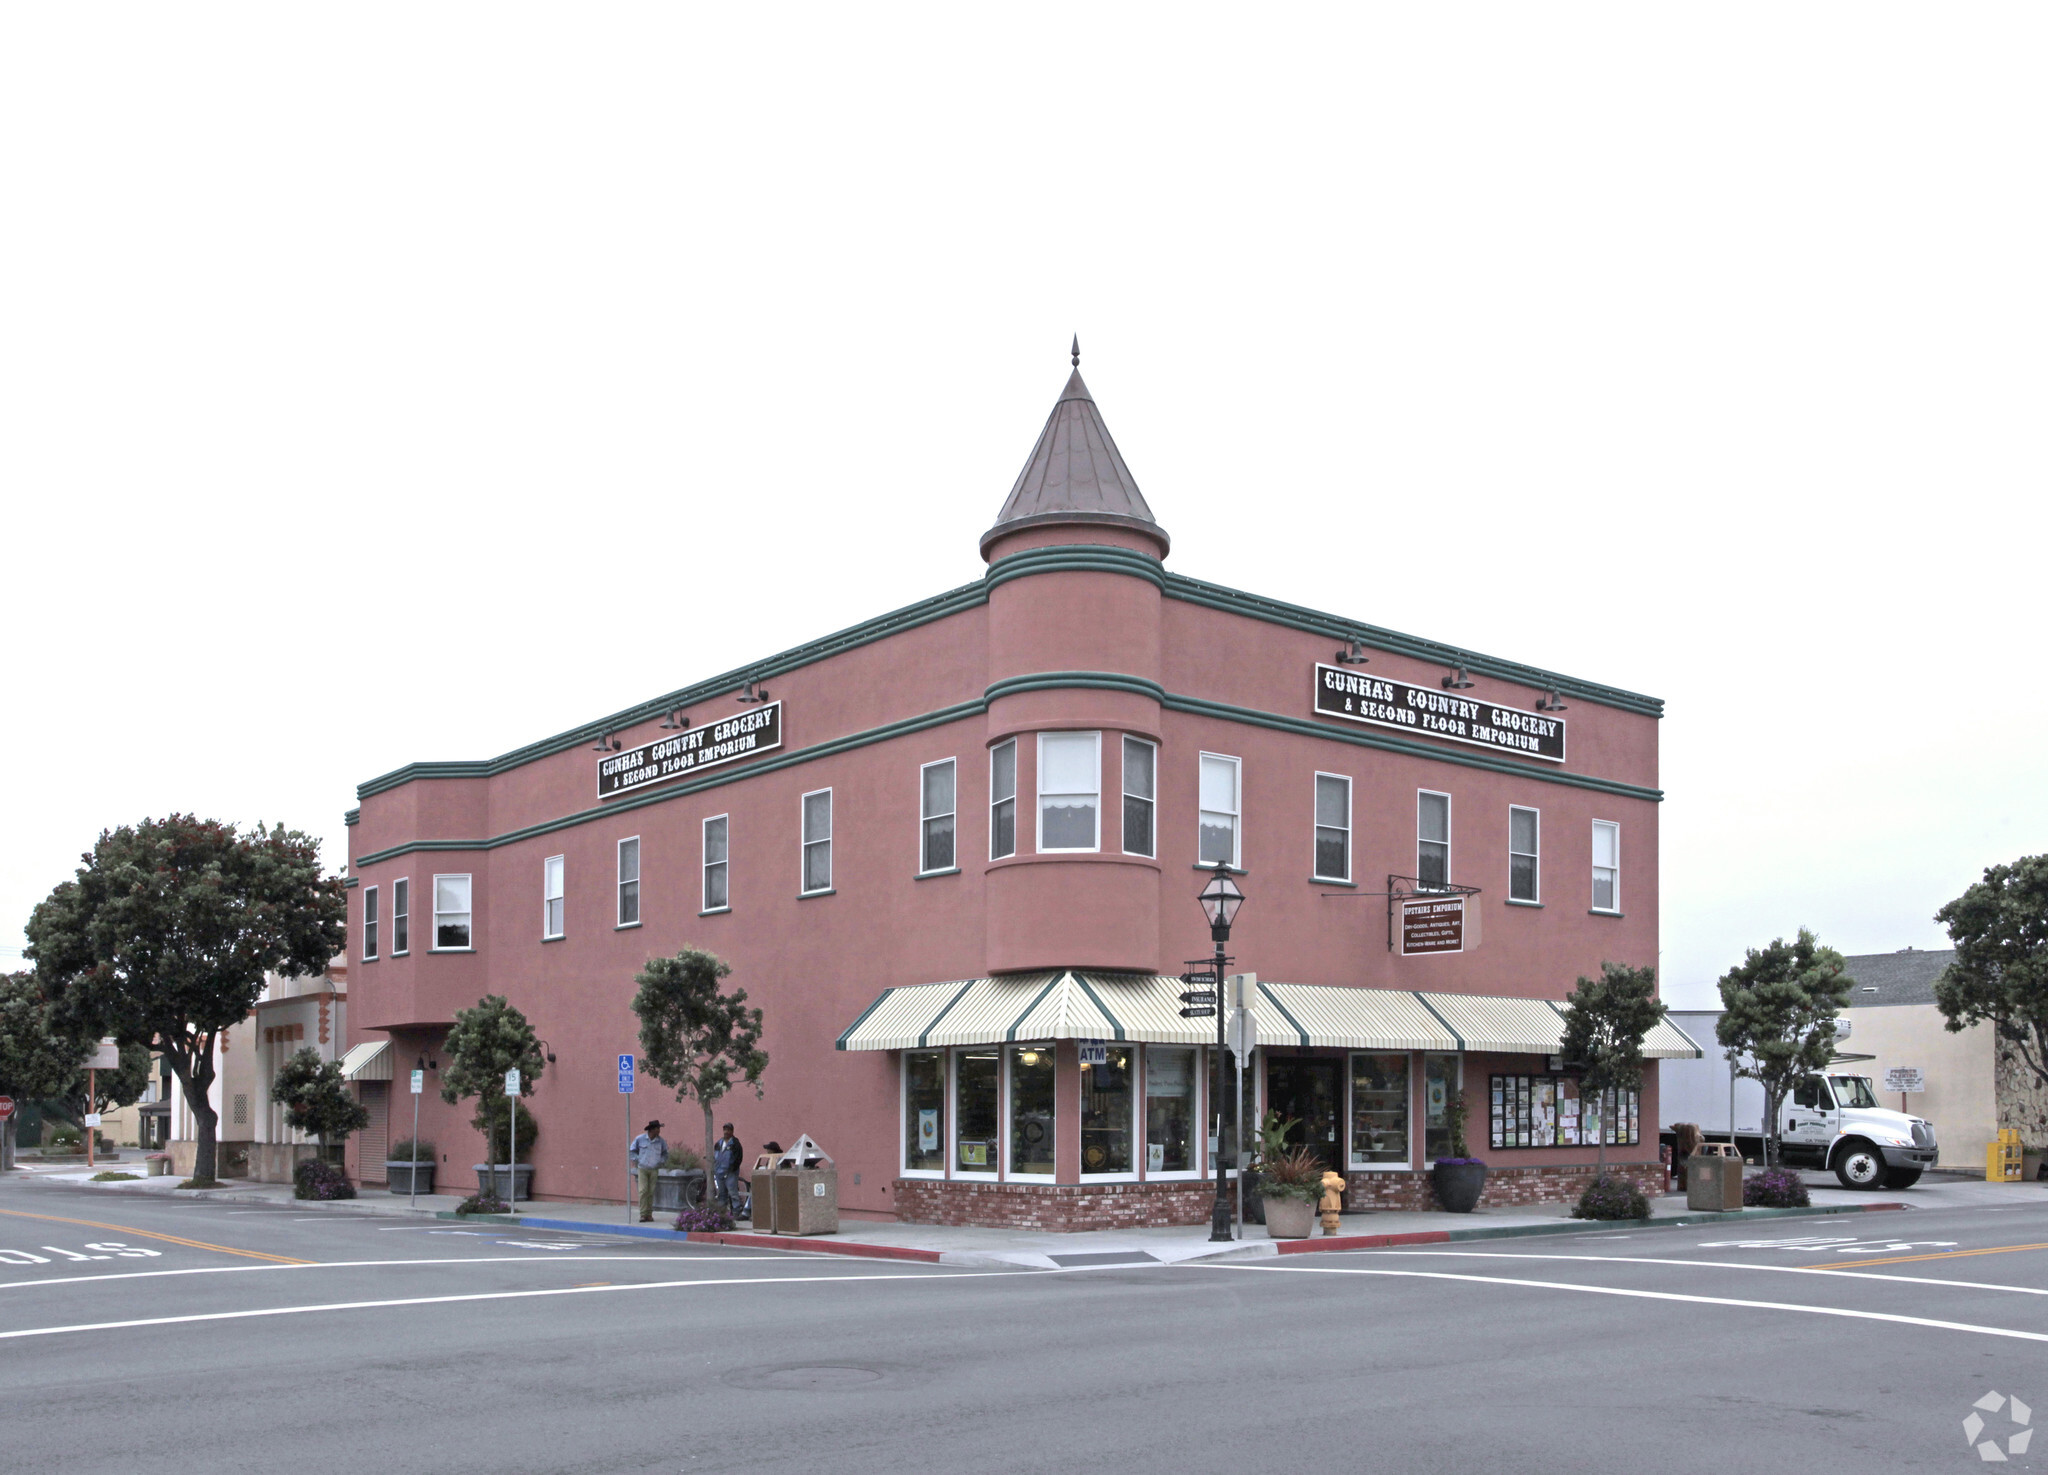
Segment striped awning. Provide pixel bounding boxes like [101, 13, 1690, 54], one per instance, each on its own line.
[339, 1040, 393, 1081]
[1642, 1015, 1705, 1060]
[1258, 983, 1459, 1051]
[1417, 993, 1570, 1056]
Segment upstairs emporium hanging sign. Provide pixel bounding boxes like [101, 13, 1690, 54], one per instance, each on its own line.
[1314, 664, 1565, 763]
[598, 703, 782, 799]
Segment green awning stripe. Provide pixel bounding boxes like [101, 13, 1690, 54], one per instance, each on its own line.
[917, 979, 981, 1049]
[1072, 974, 1126, 1041]
[1256, 982, 1311, 1048]
[1006, 973, 1067, 1042]
[834, 987, 896, 1051]
[1414, 993, 1466, 1050]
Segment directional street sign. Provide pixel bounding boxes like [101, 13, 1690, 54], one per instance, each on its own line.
[617, 1053, 636, 1094]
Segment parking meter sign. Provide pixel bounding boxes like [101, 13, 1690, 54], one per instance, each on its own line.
[410, 1069, 425, 1095]
[618, 1054, 635, 1094]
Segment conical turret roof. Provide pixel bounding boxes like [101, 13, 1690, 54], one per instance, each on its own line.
[981, 351, 1167, 559]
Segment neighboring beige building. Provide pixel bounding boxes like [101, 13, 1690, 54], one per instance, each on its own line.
[1841, 948, 2002, 1171]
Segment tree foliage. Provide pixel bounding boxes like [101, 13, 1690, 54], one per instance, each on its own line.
[1715, 928, 1852, 1167]
[270, 1046, 371, 1150]
[632, 948, 767, 1179]
[1933, 854, 2048, 1092]
[441, 995, 546, 1162]
[1560, 961, 1666, 1172]
[24, 815, 345, 1182]
[0, 970, 94, 1102]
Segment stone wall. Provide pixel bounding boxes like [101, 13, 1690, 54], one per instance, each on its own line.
[1345, 1161, 1669, 1212]
[894, 1178, 1217, 1231]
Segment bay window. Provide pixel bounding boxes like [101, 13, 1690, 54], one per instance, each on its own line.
[432, 874, 472, 951]
[1037, 731, 1100, 852]
[989, 741, 1017, 860]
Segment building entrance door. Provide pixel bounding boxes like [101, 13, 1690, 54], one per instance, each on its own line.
[1265, 1058, 1342, 1169]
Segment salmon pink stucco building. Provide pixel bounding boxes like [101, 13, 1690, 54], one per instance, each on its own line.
[341, 351, 1696, 1229]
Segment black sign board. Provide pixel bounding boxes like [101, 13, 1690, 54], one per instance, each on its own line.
[1314, 663, 1565, 763]
[1400, 895, 1466, 955]
[597, 702, 782, 799]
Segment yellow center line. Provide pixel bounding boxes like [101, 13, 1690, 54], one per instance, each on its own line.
[0, 1208, 316, 1266]
[1816, 1241, 2048, 1270]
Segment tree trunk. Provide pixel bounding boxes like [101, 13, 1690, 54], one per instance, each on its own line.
[1596, 1087, 1608, 1178]
[1762, 1085, 1781, 1168]
[168, 1044, 219, 1183]
[702, 1099, 716, 1215]
[1, 1115, 14, 1173]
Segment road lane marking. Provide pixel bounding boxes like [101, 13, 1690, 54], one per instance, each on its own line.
[1325, 1249, 2048, 1297]
[1818, 1241, 2048, 1269]
[0, 1208, 313, 1266]
[0, 1255, 860, 1292]
[0, 1267, 1021, 1341]
[1200, 1262, 2048, 1344]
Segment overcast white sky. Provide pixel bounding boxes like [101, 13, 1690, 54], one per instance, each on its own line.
[4, 8, 2042, 1009]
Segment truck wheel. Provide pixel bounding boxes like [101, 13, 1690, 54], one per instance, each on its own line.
[1881, 1168, 1922, 1190]
[1833, 1142, 1885, 1189]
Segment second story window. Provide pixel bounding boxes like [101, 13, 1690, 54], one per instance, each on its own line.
[391, 877, 409, 955]
[1199, 753, 1240, 868]
[921, 759, 956, 873]
[802, 789, 833, 893]
[1122, 737, 1155, 857]
[990, 741, 1017, 860]
[1509, 807, 1540, 902]
[1592, 820, 1620, 912]
[1038, 731, 1100, 852]
[362, 885, 379, 961]
[1417, 791, 1450, 889]
[543, 855, 565, 939]
[703, 815, 729, 911]
[433, 874, 472, 950]
[1313, 774, 1350, 882]
[617, 838, 641, 927]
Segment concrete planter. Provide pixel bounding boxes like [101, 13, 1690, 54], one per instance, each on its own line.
[1431, 1161, 1488, 1214]
[473, 1163, 534, 1202]
[1263, 1195, 1316, 1239]
[654, 1168, 706, 1213]
[386, 1161, 436, 1196]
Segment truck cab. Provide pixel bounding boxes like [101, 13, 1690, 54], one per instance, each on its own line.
[1779, 1072, 1937, 1189]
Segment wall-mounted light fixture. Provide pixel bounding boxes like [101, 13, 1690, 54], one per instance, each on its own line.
[657, 709, 690, 730]
[1334, 636, 1370, 667]
[736, 679, 770, 704]
[1536, 689, 1569, 713]
[1442, 665, 1475, 690]
[591, 731, 622, 752]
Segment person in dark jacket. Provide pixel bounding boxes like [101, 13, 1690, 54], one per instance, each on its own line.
[712, 1123, 744, 1212]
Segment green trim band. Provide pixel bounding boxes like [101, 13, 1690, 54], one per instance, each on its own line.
[1413, 993, 1467, 1051]
[1257, 982, 1312, 1048]
[984, 542, 1167, 594]
[344, 808, 360, 827]
[984, 670, 1167, 706]
[918, 979, 981, 1049]
[1072, 973, 1126, 1041]
[1006, 974, 1066, 1042]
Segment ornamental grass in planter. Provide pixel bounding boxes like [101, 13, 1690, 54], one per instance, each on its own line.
[1258, 1147, 1325, 1239]
[386, 1139, 437, 1195]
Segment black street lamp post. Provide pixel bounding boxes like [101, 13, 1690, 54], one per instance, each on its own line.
[1197, 862, 1245, 1243]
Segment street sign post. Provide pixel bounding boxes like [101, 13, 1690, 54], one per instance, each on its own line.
[619, 1053, 636, 1221]
[407, 1067, 426, 1210]
[503, 1069, 521, 1210]
[0, 1097, 11, 1175]
[1883, 1066, 1925, 1112]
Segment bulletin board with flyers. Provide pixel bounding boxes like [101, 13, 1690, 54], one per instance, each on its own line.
[1488, 1075, 1639, 1150]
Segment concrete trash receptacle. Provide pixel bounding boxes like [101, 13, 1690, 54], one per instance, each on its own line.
[1687, 1144, 1744, 1211]
[765, 1135, 838, 1235]
[749, 1154, 779, 1232]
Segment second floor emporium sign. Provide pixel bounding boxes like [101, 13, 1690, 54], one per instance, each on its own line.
[1314, 664, 1565, 762]
[598, 702, 783, 798]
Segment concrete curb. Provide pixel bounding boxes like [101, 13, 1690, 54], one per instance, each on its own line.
[1275, 1200, 1911, 1255]
[429, 1212, 949, 1263]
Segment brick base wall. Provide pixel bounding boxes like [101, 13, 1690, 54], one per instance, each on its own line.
[1346, 1162, 1669, 1212]
[893, 1178, 1218, 1231]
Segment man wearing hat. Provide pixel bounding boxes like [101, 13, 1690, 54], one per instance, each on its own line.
[629, 1120, 669, 1222]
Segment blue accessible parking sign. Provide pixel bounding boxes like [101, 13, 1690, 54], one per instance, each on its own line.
[618, 1054, 635, 1094]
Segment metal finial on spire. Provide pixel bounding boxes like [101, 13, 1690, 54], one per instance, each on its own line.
[1071, 334, 1080, 368]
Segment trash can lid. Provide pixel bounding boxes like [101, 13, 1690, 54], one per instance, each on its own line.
[771, 1133, 833, 1170]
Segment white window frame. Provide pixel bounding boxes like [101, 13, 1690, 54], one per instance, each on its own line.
[1006, 1041, 1059, 1177]
[919, 758, 958, 875]
[952, 1045, 1003, 1181]
[1036, 731, 1101, 854]
[1198, 752, 1242, 869]
[542, 855, 565, 940]
[801, 788, 833, 894]
[1121, 736, 1157, 858]
[1348, 1050, 1415, 1172]
[616, 837, 641, 929]
[391, 876, 410, 956]
[900, 1050, 949, 1180]
[1140, 1043, 1203, 1181]
[1417, 789, 1451, 890]
[1079, 1042, 1142, 1183]
[362, 885, 379, 962]
[1312, 772, 1351, 883]
[1509, 805, 1541, 904]
[1591, 819, 1620, 913]
[989, 739, 1018, 861]
[702, 814, 730, 914]
[431, 873, 473, 952]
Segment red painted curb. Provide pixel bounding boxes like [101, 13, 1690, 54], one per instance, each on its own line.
[1277, 1230, 1452, 1255]
[688, 1231, 943, 1263]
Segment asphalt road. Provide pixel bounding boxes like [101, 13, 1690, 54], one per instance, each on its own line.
[5, 1178, 2048, 1474]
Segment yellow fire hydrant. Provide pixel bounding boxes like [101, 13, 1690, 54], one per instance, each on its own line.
[1319, 1170, 1346, 1235]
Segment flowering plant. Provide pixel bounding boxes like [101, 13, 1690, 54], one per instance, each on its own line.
[1570, 1174, 1649, 1221]
[673, 1204, 737, 1233]
[1743, 1166, 1811, 1208]
[292, 1159, 356, 1201]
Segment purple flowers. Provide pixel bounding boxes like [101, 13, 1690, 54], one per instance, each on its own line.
[1743, 1167, 1811, 1208]
[672, 1204, 737, 1233]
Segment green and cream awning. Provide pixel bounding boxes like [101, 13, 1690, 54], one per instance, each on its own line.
[837, 974, 1702, 1059]
[339, 1040, 393, 1081]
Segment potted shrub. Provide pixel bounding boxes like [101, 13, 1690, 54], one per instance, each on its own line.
[469, 1099, 537, 1203]
[386, 1138, 437, 1196]
[144, 1152, 172, 1178]
[1258, 1146, 1324, 1239]
[1429, 1088, 1487, 1214]
[441, 993, 549, 1206]
[655, 1145, 707, 1213]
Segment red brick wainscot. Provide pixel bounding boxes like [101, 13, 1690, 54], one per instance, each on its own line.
[893, 1178, 1218, 1231]
[1343, 1162, 1670, 1213]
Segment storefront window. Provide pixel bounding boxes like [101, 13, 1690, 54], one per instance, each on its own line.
[1009, 1044, 1057, 1175]
[1081, 1045, 1133, 1175]
[1424, 1054, 1459, 1161]
[955, 1049, 1000, 1175]
[904, 1051, 945, 1173]
[1145, 1046, 1196, 1174]
[1350, 1053, 1411, 1167]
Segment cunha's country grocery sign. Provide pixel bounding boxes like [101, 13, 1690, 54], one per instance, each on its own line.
[598, 703, 783, 798]
[1314, 664, 1564, 762]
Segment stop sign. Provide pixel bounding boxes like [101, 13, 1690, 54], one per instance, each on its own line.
[0, 1096, 14, 1120]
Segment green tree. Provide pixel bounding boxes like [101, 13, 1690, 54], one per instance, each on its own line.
[632, 949, 767, 1194]
[1933, 855, 2048, 1125]
[1560, 961, 1666, 1176]
[441, 995, 546, 1170]
[0, 970, 95, 1170]
[70, 1042, 153, 1126]
[1715, 929, 1852, 1167]
[24, 816, 344, 1184]
[270, 1046, 371, 1165]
